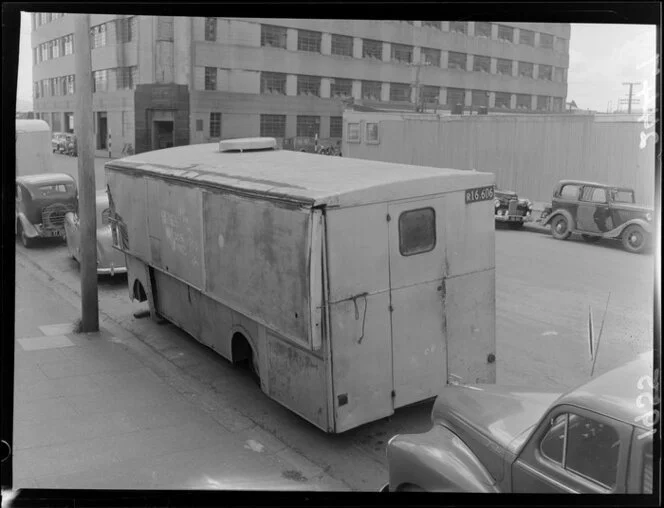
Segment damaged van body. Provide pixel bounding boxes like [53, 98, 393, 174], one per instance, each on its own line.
[105, 137, 497, 433]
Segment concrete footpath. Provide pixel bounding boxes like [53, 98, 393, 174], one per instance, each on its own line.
[13, 255, 348, 491]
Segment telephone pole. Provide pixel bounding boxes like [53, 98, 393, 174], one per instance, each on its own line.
[74, 14, 99, 332]
[621, 82, 642, 114]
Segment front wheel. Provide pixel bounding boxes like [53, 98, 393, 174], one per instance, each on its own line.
[622, 225, 649, 254]
[551, 216, 572, 240]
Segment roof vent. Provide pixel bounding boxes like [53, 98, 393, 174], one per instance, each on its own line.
[218, 137, 277, 153]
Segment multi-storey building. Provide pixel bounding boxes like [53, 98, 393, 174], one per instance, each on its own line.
[32, 14, 570, 155]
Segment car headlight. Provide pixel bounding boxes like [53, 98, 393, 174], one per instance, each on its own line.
[494, 199, 500, 208]
[645, 213, 652, 222]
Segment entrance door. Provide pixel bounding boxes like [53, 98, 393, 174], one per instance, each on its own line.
[152, 121, 174, 150]
[97, 112, 107, 149]
[388, 197, 447, 408]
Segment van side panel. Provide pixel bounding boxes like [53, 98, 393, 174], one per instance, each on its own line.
[202, 191, 311, 345]
[326, 204, 393, 432]
[443, 191, 496, 384]
[106, 171, 151, 260]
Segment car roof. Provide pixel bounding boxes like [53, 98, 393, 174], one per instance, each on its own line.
[557, 351, 654, 429]
[17, 173, 76, 186]
[557, 180, 634, 191]
[106, 142, 494, 208]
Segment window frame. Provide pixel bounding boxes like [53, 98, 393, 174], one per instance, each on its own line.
[398, 207, 437, 257]
[362, 38, 382, 60]
[259, 114, 287, 138]
[420, 85, 440, 104]
[516, 93, 532, 110]
[580, 186, 608, 204]
[539, 33, 554, 49]
[497, 58, 512, 75]
[361, 80, 382, 101]
[449, 21, 467, 34]
[448, 51, 467, 70]
[365, 122, 379, 144]
[474, 22, 492, 38]
[538, 64, 553, 81]
[497, 24, 514, 43]
[422, 21, 442, 30]
[329, 116, 343, 138]
[209, 112, 221, 138]
[296, 115, 321, 138]
[296, 74, 321, 97]
[347, 122, 360, 143]
[330, 78, 352, 98]
[204, 17, 217, 41]
[494, 91, 511, 109]
[389, 82, 411, 102]
[421, 47, 441, 66]
[518, 61, 534, 78]
[260, 24, 287, 49]
[559, 184, 581, 200]
[330, 34, 353, 57]
[391, 43, 413, 64]
[519, 29, 535, 46]
[204, 67, 217, 91]
[446, 87, 465, 107]
[297, 29, 322, 53]
[473, 55, 491, 73]
[260, 71, 287, 95]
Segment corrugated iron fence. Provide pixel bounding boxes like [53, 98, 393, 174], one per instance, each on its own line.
[344, 115, 655, 206]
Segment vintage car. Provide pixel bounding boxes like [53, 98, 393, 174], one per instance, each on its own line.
[64, 190, 127, 276]
[381, 351, 655, 493]
[542, 180, 653, 254]
[494, 189, 533, 229]
[16, 173, 78, 248]
[51, 132, 68, 153]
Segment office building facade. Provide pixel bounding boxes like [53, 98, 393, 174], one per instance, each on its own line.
[32, 14, 570, 155]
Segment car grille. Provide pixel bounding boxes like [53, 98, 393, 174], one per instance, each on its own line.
[41, 203, 75, 229]
[508, 199, 519, 216]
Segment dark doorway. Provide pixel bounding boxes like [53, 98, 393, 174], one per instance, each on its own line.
[97, 112, 108, 149]
[152, 121, 174, 150]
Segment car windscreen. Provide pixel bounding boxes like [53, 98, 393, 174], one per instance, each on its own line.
[36, 184, 75, 197]
[611, 189, 635, 203]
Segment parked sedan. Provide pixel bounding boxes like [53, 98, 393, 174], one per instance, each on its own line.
[64, 190, 127, 276]
[51, 132, 68, 153]
[382, 351, 654, 493]
[494, 189, 533, 229]
[542, 180, 653, 253]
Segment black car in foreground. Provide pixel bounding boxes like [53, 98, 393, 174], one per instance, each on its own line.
[494, 189, 533, 229]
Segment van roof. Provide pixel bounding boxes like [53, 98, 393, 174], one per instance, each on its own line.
[16, 119, 51, 134]
[106, 142, 494, 207]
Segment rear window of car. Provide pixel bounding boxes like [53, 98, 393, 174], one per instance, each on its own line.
[611, 190, 635, 203]
[559, 184, 580, 199]
[38, 184, 74, 196]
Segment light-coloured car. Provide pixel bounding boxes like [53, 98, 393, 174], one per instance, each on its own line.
[382, 352, 654, 493]
[64, 190, 127, 276]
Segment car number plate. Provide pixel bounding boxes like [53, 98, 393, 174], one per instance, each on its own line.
[465, 186, 495, 204]
[43, 229, 63, 238]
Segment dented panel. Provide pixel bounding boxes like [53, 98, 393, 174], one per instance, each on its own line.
[106, 171, 150, 260]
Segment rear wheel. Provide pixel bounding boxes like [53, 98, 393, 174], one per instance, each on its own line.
[622, 225, 648, 254]
[551, 216, 571, 240]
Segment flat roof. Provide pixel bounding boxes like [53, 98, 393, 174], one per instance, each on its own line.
[106, 143, 494, 208]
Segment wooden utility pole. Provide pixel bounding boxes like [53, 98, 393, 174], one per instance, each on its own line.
[622, 82, 642, 114]
[74, 14, 99, 332]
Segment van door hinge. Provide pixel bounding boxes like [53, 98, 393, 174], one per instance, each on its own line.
[391, 390, 396, 398]
[388, 305, 394, 312]
[386, 213, 391, 222]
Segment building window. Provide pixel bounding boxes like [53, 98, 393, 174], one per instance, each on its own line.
[50, 77, 59, 96]
[519, 29, 535, 46]
[420, 85, 440, 104]
[209, 112, 221, 138]
[516, 94, 532, 110]
[540, 33, 554, 49]
[117, 16, 137, 43]
[296, 116, 320, 137]
[536, 95, 550, 111]
[555, 37, 568, 53]
[391, 43, 412, 64]
[63, 34, 73, 55]
[362, 39, 382, 60]
[448, 52, 467, 70]
[65, 75, 75, 95]
[475, 22, 491, 38]
[446, 87, 465, 106]
[497, 25, 514, 43]
[90, 23, 107, 49]
[260, 114, 286, 138]
[553, 97, 563, 112]
[497, 58, 512, 75]
[92, 70, 108, 92]
[450, 21, 467, 34]
[33, 82, 40, 99]
[32, 47, 37, 65]
[399, 208, 436, 256]
[52, 39, 60, 58]
[495, 92, 511, 109]
[297, 75, 321, 97]
[361, 80, 382, 101]
[157, 16, 174, 42]
[261, 72, 287, 95]
[330, 116, 342, 138]
[117, 66, 137, 89]
[196, 119, 203, 132]
[330, 78, 352, 98]
[52, 112, 61, 132]
[298, 29, 321, 53]
[539, 64, 553, 81]
[554, 67, 565, 82]
[473, 55, 490, 73]
[421, 47, 441, 66]
[261, 24, 287, 49]
[43, 78, 51, 97]
[205, 17, 217, 41]
[331, 34, 353, 57]
[365, 122, 379, 143]
[471, 90, 489, 107]
[204, 67, 217, 90]
[518, 61, 534, 78]
[422, 21, 441, 30]
[390, 83, 411, 102]
[347, 123, 360, 142]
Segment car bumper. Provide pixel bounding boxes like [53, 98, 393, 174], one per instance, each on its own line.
[97, 266, 127, 276]
[495, 215, 532, 223]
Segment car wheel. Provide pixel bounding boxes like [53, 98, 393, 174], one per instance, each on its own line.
[582, 234, 601, 243]
[622, 224, 649, 254]
[19, 225, 34, 249]
[508, 222, 524, 230]
[551, 216, 571, 240]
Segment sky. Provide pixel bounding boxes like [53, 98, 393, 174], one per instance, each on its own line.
[15, 14, 657, 112]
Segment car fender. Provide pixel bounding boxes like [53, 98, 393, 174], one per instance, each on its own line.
[386, 425, 500, 492]
[604, 218, 653, 239]
[16, 213, 39, 238]
[542, 209, 575, 229]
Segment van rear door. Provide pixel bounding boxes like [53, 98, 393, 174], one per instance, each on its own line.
[388, 196, 447, 408]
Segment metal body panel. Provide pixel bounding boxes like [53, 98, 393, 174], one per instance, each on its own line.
[106, 171, 151, 260]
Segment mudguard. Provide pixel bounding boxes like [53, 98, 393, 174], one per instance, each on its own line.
[16, 213, 40, 238]
[542, 209, 575, 230]
[603, 218, 653, 239]
[386, 425, 500, 492]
